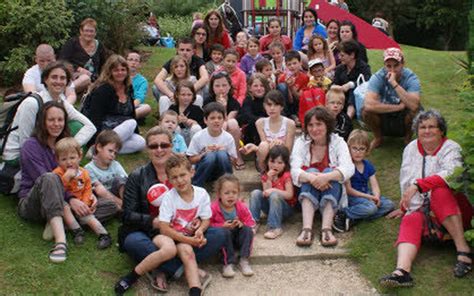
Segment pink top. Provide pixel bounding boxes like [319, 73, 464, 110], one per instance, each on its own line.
[229, 67, 247, 105]
[210, 199, 256, 227]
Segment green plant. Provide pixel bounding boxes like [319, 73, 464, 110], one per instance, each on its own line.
[150, 0, 217, 17]
[158, 15, 193, 41]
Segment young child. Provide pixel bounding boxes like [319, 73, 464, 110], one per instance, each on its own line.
[220, 49, 246, 105]
[276, 50, 309, 124]
[210, 174, 255, 277]
[205, 44, 225, 75]
[298, 59, 329, 124]
[235, 31, 248, 62]
[53, 137, 112, 249]
[169, 80, 204, 145]
[249, 145, 296, 239]
[307, 58, 332, 91]
[306, 35, 336, 79]
[85, 130, 128, 211]
[240, 90, 296, 172]
[126, 51, 152, 120]
[160, 110, 187, 154]
[269, 41, 287, 79]
[187, 102, 237, 187]
[239, 37, 265, 78]
[255, 59, 275, 89]
[192, 12, 204, 29]
[326, 86, 352, 141]
[333, 130, 395, 232]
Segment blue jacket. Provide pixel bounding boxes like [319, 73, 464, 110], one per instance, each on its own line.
[293, 23, 328, 51]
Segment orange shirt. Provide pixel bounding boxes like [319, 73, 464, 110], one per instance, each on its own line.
[53, 167, 93, 207]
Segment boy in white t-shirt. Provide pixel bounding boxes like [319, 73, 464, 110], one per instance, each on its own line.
[187, 102, 237, 186]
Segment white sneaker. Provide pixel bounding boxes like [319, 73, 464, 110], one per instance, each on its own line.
[239, 258, 254, 276]
[42, 222, 54, 241]
[222, 264, 236, 278]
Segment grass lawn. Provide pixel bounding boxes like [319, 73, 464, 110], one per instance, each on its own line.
[0, 45, 472, 294]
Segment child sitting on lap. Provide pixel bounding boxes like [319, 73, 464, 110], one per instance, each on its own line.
[160, 110, 187, 154]
[333, 130, 395, 232]
[53, 137, 112, 249]
[326, 86, 353, 141]
[210, 174, 255, 277]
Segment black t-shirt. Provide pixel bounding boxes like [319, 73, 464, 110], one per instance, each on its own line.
[163, 55, 205, 79]
[204, 95, 241, 115]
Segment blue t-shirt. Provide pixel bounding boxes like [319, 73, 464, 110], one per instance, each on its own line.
[85, 160, 128, 191]
[132, 73, 148, 104]
[172, 132, 187, 153]
[221, 205, 237, 221]
[367, 67, 420, 105]
[350, 159, 375, 194]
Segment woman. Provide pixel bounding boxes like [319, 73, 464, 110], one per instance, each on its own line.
[118, 127, 226, 291]
[326, 19, 341, 65]
[293, 8, 327, 52]
[59, 18, 108, 92]
[259, 18, 292, 56]
[333, 40, 371, 119]
[191, 24, 210, 61]
[2, 61, 96, 164]
[380, 110, 472, 287]
[291, 107, 354, 247]
[339, 20, 368, 64]
[204, 10, 232, 49]
[84, 54, 145, 154]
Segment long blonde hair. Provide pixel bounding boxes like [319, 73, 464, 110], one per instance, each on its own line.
[91, 54, 131, 91]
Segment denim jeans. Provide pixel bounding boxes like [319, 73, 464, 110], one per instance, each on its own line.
[249, 190, 294, 229]
[221, 226, 253, 265]
[276, 83, 298, 117]
[192, 150, 233, 187]
[298, 168, 342, 212]
[345, 195, 394, 220]
[122, 227, 227, 279]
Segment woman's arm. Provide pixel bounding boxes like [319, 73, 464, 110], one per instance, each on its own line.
[325, 50, 336, 74]
[255, 118, 267, 142]
[293, 28, 304, 51]
[121, 169, 153, 230]
[64, 101, 97, 146]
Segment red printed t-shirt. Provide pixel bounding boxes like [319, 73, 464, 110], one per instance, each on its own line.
[278, 71, 309, 92]
[261, 171, 297, 206]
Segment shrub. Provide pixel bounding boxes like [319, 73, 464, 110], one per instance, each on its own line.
[150, 0, 216, 17]
[158, 15, 193, 41]
[0, 0, 73, 85]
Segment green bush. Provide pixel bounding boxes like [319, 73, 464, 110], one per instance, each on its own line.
[150, 0, 217, 17]
[0, 0, 73, 85]
[158, 15, 193, 41]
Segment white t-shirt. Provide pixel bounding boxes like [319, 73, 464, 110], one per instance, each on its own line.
[159, 186, 212, 235]
[186, 128, 237, 159]
[22, 65, 46, 92]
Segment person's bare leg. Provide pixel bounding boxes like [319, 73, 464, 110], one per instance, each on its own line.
[135, 235, 177, 275]
[50, 216, 66, 244]
[73, 74, 91, 94]
[297, 198, 316, 242]
[394, 243, 418, 273]
[442, 215, 472, 264]
[177, 243, 200, 289]
[362, 109, 383, 150]
[227, 119, 244, 167]
[256, 141, 270, 172]
[321, 202, 337, 243]
[62, 204, 81, 230]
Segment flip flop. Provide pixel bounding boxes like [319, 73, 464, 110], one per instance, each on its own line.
[320, 228, 338, 247]
[200, 272, 212, 295]
[296, 228, 313, 247]
[145, 271, 168, 292]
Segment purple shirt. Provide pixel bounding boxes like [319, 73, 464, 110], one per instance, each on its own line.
[239, 53, 265, 77]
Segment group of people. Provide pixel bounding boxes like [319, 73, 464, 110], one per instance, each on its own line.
[5, 6, 472, 296]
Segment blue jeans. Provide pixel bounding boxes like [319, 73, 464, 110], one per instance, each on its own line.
[192, 151, 233, 187]
[298, 168, 342, 212]
[221, 226, 253, 265]
[249, 190, 294, 229]
[345, 195, 394, 220]
[122, 227, 227, 279]
[276, 83, 298, 117]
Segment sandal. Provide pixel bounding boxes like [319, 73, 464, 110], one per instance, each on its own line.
[320, 228, 338, 247]
[200, 272, 212, 295]
[380, 268, 414, 288]
[145, 270, 168, 292]
[49, 242, 67, 263]
[234, 161, 246, 170]
[296, 228, 313, 247]
[453, 251, 472, 278]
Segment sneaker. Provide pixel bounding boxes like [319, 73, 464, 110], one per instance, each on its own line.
[42, 222, 54, 241]
[71, 228, 85, 245]
[97, 233, 112, 249]
[252, 223, 260, 235]
[379, 268, 414, 288]
[239, 258, 254, 276]
[222, 264, 236, 278]
[263, 228, 283, 239]
[114, 278, 132, 296]
[333, 210, 351, 233]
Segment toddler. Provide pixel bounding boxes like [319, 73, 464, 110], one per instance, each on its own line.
[326, 86, 352, 141]
[159, 110, 187, 154]
[53, 137, 112, 249]
[240, 37, 265, 78]
[205, 44, 225, 75]
[210, 174, 255, 277]
[250, 145, 296, 239]
[333, 130, 395, 232]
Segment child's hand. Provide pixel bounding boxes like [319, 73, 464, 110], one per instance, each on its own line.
[239, 143, 258, 155]
[233, 219, 243, 228]
[178, 114, 188, 124]
[63, 168, 77, 182]
[263, 188, 275, 197]
[286, 76, 296, 87]
[217, 94, 227, 107]
[90, 194, 98, 213]
[269, 139, 284, 147]
[266, 169, 279, 179]
[190, 218, 201, 231]
[371, 195, 381, 207]
[223, 220, 236, 229]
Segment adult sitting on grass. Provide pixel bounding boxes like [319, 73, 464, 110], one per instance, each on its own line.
[363, 47, 421, 151]
[380, 110, 473, 288]
[18, 101, 85, 263]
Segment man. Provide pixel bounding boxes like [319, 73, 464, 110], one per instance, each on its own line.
[363, 48, 421, 150]
[153, 37, 209, 104]
[22, 44, 77, 104]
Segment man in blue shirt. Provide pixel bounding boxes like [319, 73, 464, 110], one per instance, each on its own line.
[362, 48, 421, 150]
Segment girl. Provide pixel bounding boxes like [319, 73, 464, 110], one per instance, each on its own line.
[339, 20, 368, 63]
[307, 35, 336, 79]
[159, 56, 203, 116]
[169, 81, 204, 145]
[237, 73, 271, 145]
[239, 37, 265, 78]
[221, 49, 246, 105]
[269, 41, 287, 80]
[240, 90, 296, 172]
[205, 71, 245, 169]
[326, 19, 341, 65]
[259, 18, 292, 56]
[249, 145, 296, 239]
[210, 174, 255, 277]
[204, 10, 232, 49]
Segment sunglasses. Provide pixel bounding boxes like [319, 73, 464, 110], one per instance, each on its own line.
[148, 143, 171, 150]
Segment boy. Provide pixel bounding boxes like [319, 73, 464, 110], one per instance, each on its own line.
[187, 102, 237, 186]
[277, 50, 309, 124]
[85, 130, 128, 211]
[255, 59, 275, 89]
[333, 130, 394, 232]
[307, 58, 332, 91]
[53, 137, 112, 249]
[205, 44, 225, 75]
[160, 110, 187, 154]
[126, 51, 152, 120]
[326, 86, 352, 141]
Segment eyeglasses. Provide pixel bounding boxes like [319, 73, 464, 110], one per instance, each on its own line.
[350, 146, 367, 153]
[195, 32, 207, 36]
[147, 143, 171, 150]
